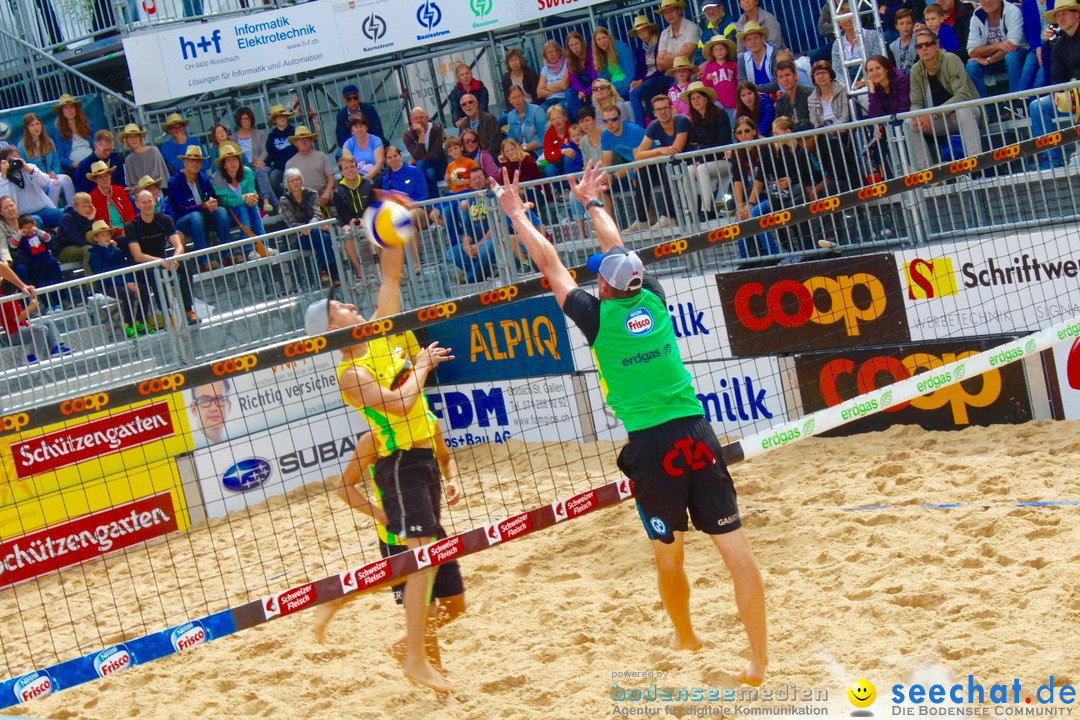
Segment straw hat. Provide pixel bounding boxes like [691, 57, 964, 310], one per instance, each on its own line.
[267, 104, 295, 123]
[162, 113, 190, 130]
[737, 21, 769, 42]
[658, 0, 685, 10]
[702, 35, 737, 61]
[178, 145, 207, 162]
[214, 142, 243, 166]
[117, 123, 147, 141]
[665, 56, 700, 76]
[85, 220, 113, 242]
[628, 15, 660, 38]
[52, 93, 82, 114]
[85, 160, 117, 182]
[1044, 1, 1080, 23]
[288, 125, 318, 143]
[135, 175, 161, 190]
[679, 80, 717, 105]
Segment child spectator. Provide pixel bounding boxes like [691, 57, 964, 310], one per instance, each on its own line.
[0, 278, 71, 363]
[923, 3, 962, 55]
[86, 220, 150, 338]
[701, 37, 739, 121]
[443, 137, 479, 194]
[666, 57, 699, 116]
[14, 213, 63, 309]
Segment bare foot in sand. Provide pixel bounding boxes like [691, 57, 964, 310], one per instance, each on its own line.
[736, 661, 766, 687]
[312, 603, 340, 644]
[669, 633, 705, 651]
[403, 658, 454, 693]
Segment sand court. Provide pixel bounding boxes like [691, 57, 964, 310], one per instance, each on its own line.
[3, 420, 1079, 719]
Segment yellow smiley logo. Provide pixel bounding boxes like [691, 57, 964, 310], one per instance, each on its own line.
[848, 679, 876, 709]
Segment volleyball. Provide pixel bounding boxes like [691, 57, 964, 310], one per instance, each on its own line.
[362, 200, 414, 249]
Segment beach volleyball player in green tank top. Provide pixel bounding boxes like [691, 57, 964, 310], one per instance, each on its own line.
[492, 161, 767, 686]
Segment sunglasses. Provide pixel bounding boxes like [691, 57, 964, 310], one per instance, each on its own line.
[915, 41, 937, 49]
[463, 137, 478, 143]
[603, 116, 621, 123]
[344, 94, 359, 101]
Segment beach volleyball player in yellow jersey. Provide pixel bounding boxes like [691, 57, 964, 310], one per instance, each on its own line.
[314, 430, 465, 672]
[304, 242, 456, 693]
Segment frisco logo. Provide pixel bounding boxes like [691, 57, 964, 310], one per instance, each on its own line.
[93, 645, 133, 677]
[625, 307, 654, 336]
[13, 670, 53, 703]
[170, 621, 208, 652]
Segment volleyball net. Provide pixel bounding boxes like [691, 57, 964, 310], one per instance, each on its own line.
[0, 124, 1079, 708]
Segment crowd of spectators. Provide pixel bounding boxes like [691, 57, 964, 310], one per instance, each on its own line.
[2, 0, 1078, 340]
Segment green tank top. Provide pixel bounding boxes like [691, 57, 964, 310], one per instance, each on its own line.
[591, 289, 704, 432]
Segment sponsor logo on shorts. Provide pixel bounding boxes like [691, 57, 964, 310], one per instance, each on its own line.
[649, 517, 667, 536]
[662, 436, 716, 477]
[624, 307, 654, 336]
[717, 513, 740, 527]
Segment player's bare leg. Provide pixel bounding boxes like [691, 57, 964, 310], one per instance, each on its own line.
[710, 528, 767, 686]
[651, 533, 704, 651]
[401, 538, 453, 693]
[389, 593, 465, 669]
[312, 597, 349, 643]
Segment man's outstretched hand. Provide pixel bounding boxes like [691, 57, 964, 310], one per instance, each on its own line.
[490, 168, 531, 218]
[568, 160, 609, 206]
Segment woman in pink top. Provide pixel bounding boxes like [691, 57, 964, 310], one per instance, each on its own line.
[700, 36, 738, 122]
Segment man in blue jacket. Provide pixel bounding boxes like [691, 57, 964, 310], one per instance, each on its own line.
[167, 146, 230, 271]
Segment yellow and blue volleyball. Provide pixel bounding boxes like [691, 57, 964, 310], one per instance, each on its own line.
[362, 200, 414, 249]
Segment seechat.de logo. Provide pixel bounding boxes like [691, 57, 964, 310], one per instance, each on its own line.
[1, 412, 30, 432]
[624, 307, 654, 336]
[417, 302, 457, 322]
[654, 239, 688, 258]
[13, 670, 53, 704]
[416, 0, 442, 30]
[222, 458, 273, 493]
[480, 286, 519, 305]
[470, 0, 492, 16]
[170, 620, 208, 652]
[138, 373, 186, 395]
[362, 12, 387, 41]
[213, 354, 258, 376]
[283, 337, 327, 358]
[352, 318, 394, 339]
[93, 645, 133, 678]
[907, 257, 958, 300]
[60, 392, 109, 416]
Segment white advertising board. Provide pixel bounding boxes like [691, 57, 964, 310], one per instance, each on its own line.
[584, 356, 789, 443]
[896, 229, 1080, 342]
[184, 352, 343, 450]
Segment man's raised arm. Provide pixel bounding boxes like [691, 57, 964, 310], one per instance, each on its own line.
[490, 169, 578, 308]
[568, 161, 623, 253]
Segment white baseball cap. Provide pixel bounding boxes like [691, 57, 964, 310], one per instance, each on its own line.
[587, 247, 645, 291]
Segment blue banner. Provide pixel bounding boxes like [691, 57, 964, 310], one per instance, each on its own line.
[431, 296, 575, 384]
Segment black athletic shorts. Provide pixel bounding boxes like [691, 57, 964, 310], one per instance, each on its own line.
[382, 531, 465, 605]
[617, 415, 741, 544]
[372, 448, 442, 540]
